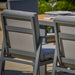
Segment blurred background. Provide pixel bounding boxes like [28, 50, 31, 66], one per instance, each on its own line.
[0, 0, 75, 14]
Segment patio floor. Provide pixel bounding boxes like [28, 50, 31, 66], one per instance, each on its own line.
[0, 55, 71, 75]
[0, 44, 71, 75]
[2, 61, 71, 75]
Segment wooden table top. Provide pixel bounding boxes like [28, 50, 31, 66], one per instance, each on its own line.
[38, 14, 53, 22]
[38, 14, 75, 22]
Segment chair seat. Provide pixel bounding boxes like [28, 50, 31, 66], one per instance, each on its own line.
[42, 44, 56, 60]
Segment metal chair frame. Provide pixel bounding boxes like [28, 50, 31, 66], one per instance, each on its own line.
[0, 9, 53, 75]
[52, 16, 75, 75]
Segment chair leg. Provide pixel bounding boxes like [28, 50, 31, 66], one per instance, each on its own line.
[33, 47, 40, 75]
[39, 65, 47, 75]
[52, 50, 57, 75]
[0, 43, 5, 75]
[0, 59, 5, 75]
[33, 61, 39, 75]
[38, 67, 40, 75]
[2, 60, 5, 71]
[33, 66, 40, 75]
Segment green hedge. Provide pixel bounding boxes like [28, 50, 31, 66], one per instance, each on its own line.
[39, 1, 75, 14]
[54, 1, 75, 11]
[38, 1, 51, 14]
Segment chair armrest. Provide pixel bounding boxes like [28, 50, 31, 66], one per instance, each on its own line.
[40, 36, 47, 39]
[37, 37, 44, 61]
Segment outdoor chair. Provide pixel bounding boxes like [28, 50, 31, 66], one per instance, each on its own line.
[52, 16, 75, 75]
[0, 9, 55, 75]
[7, 0, 39, 14]
[7, 0, 55, 44]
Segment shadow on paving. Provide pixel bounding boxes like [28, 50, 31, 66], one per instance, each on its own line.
[3, 70, 72, 75]
[47, 72, 72, 75]
[3, 70, 33, 75]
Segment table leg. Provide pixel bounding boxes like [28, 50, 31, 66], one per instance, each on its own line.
[40, 27, 47, 44]
[40, 65, 47, 75]
[50, 27, 54, 33]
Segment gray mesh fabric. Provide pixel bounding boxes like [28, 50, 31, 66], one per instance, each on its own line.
[59, 25, 75, 59]
[62, 40, 75, 59]
[9, 32, 34, 52]
[6, 18, 32, 29]
[60, 25, 75, 35]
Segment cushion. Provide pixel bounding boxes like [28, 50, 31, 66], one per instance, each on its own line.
[42, 44, 56, 60]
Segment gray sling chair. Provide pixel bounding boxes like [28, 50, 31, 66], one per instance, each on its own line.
[7, 0, 39, 14]
[0, 9, 55, 75]
[52, 16, 75, 75]
[7, 0, 55, 44]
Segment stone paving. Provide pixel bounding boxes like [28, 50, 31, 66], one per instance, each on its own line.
[1, 60, 71, 75]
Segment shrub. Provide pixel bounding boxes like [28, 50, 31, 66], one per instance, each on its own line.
[54, 1, 75, 11]
[38, 1, 52, 14]
[38, 1, 75, 14]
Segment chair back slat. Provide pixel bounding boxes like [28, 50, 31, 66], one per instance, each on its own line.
[59, 32, 75, 41]
[1, 9, 40, 57]
[59, 24, 75, 35]
[6, 26, 33, 34]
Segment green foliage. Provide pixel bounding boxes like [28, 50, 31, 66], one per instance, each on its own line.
[39, 1, 75, 14]
[47, 26, 50, 33]
[54, 1, 75, 11]
[38, 1, 52, 14]
[38, 0, 75, 33]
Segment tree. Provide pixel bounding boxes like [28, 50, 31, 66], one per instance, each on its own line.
[65, 0, 75, 4]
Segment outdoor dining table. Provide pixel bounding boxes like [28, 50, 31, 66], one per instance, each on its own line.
[38, 14, 54, 26]
[38, 14, 55, 44]
[38, 14, 54, 75]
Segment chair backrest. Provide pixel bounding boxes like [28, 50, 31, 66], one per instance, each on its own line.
[1, 9, 40, 58]
[7, 0, 39, 14]
[54, 16, 75, 60]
